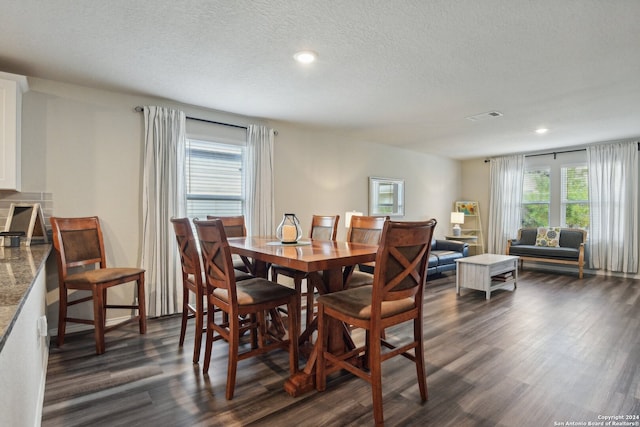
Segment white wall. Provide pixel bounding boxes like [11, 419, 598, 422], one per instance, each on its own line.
[272, 124, 461, 241]
[20, 77, 462, 327]
[460, 158, 491, 250]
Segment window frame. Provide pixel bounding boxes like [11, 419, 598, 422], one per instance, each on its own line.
[522, 151, 589, 230]
[184, 121, 247, 219]
[560, 163, 589, 228]
[522, 167, 551, 228]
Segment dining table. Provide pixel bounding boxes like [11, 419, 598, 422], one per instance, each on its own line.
[227, 236, 378, 397]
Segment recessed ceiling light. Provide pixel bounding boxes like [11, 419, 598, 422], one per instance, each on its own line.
[535, 128, 549, 134]
[293, 50, 318, 64]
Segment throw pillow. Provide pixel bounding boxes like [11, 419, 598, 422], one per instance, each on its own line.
[536, 227, 561, 247]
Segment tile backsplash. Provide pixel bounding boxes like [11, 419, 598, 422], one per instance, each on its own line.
[0, 192, 53, 232]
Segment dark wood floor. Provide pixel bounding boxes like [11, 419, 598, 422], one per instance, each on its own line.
[42, 270, 640, 427]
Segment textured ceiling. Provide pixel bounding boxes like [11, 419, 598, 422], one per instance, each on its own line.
[1, 0, 639, 159]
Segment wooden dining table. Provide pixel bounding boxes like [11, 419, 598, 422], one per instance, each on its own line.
[227, 236, 378, 397]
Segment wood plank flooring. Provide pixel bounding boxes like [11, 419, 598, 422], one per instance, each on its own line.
[42, 271, 640, 426]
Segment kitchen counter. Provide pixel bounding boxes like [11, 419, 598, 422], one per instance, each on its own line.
[0, 244, 51, 352]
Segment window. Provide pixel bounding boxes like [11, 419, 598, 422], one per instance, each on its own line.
[185, 139, 244, 218]
[521, 151, 589, 230]
[522, 167, 550, 227]
[561, 165, 589, 228]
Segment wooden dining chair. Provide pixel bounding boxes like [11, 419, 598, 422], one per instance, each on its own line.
[194, 219, 299, 400]
[343, 215, 389, 289]
[171, 217, 252, 364]
[316, 219, 437, 426]
[50, 216, 146, 355]
[271, 214, 340, 329]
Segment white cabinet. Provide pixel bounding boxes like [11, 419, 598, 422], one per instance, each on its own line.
[0, 72, 28, 190]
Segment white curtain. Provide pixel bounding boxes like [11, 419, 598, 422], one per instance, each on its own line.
[245, 125, 275, 236]
[587, 141, 638, 273]
[487, 155, 525, 255]
[141, 106, 186, 317]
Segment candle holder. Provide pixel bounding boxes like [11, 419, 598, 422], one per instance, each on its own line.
[276, 213, 302, 244]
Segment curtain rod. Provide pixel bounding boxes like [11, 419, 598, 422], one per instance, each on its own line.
[134, 106, 247, 130]
[484, 142, 640, 163]
[525, 148, 585, 159]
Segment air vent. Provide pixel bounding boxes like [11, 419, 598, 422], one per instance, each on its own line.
[466, 111, 503, 122]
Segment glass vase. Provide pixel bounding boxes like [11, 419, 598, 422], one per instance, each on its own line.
[276, 213, 302, 243]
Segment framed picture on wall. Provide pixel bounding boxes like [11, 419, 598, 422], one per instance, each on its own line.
[455, 201, 479, 216]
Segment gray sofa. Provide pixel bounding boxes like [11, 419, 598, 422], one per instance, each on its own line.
[506, 228, 587, 278]
[359, 238, 469, 278]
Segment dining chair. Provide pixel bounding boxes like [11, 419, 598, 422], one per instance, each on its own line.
[315, 219, 437, 426]
[50, 216, 146, 355]
[194, 219, 299, 400]
[271, 214, 340, 330]
[343, 215, 389, 289]
[171, 217, 253, 364]
[206, 215, 252, 273]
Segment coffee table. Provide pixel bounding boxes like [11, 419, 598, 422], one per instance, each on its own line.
[455, 254, 519, 300]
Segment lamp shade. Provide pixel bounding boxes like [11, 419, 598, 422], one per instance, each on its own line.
[450, 212, 465, 225]
[345, 211, 363, 228]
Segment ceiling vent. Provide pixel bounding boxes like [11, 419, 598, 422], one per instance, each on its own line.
[466, 111, 503, 122]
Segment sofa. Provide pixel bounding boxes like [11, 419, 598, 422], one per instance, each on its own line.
[506, 227, 587, 278]
[358, 238, 469, 278]
[427, 239, 469, 276]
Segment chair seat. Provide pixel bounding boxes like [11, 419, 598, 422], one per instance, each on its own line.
[213, 278, 297, 306]
[345, 270, 374, 288]
[66, 267, 144, 286]
[317, 285, 414, 320]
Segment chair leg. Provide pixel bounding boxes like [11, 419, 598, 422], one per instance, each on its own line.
[249, 313, 258, 349]
[369, 329, 384, 426]
[414, 317, 428, 402]
[137, 274, 147, 334]
[287, 296, 300, 375]
[179, 286, 189, 347]
[192, 293, 204, 364]
[57, 285, 68, 348]
[92, 285, 106, 355]
[315, 305, 327, 391]
[203, 316, 214, 374]
[102, 288, 108, 323]
[226, 316, 240, 400]
[257, 310, 267, 348]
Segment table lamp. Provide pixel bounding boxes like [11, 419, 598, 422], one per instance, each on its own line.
[450, 212, 464, 236]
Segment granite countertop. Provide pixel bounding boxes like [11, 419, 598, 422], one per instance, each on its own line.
[0, 244, 52, 352]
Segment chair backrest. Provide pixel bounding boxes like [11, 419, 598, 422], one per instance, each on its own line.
[193, 219, 237, 304]
[206, 215, 247, 238]
[371, 219, 437, 310]
[50, 216, 107, 280]
[310, 215, 340, 241]
[170, 217, 203, 281]
[347, 215, 388, 245]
